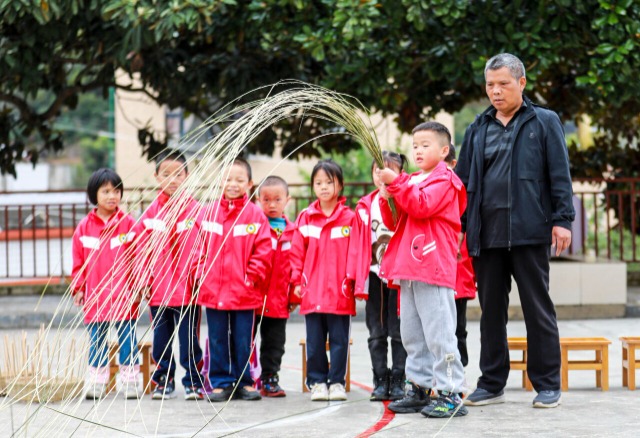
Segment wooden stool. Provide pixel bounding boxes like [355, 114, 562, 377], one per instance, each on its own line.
[620, 337, 640, 390]
[560, 337, 611, 391]
[108, 342, 153, 394]
[507, 337, 533, 391]
[299, 339, 352, 392]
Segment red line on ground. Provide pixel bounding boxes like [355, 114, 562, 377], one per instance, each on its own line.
[282, 364, 396, 437]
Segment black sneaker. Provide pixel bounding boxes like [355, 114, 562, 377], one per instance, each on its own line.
[184, 386, 205, 401]
[152, 376, 176, 400]
[388, 382, 431, 413]
[464, 387, 505, 406]
[533, 390, 561, 408]
[423, 391, 468, 418]
[370, 369, 390, 401]
[207, 385, 234, 402]
[236, 385, 262, 401]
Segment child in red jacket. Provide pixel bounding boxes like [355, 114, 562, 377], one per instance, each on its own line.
[195, 158, 272, 402]
[377, 122, 468, 418]
[445, 144, 477, 369]
[71, 169, 140, 400]
[134, 150, 204, 400]
[348, 151, 409, 401]
[291, 159, 356, 402]
[255, 175, 296, 397]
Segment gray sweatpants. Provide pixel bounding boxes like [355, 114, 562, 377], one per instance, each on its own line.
[399, 280, 465, 393]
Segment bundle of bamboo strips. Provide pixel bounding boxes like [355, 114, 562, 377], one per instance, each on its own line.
[3, 327, 84, 403]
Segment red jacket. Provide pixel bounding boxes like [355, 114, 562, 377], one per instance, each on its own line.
[346, 190, 384, 299]
[256, 217, 297, 319]
[290, 198, 356, 316]
[133, 192, 202, 307]
[71, 207, 139, 324]
[456, 234, 477, 300]
[379, 161, 467, 290]
[195, 194, 272, 310]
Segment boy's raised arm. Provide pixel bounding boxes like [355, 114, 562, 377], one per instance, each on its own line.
[387, 175, 455, 220]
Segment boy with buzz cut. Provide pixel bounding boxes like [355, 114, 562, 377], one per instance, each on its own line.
[255, 175, 297, 397]
[376, 121, 469, 418]
[134, 150, 204, 400]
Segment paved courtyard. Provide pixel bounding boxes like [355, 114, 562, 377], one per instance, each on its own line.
[0, 298, 639, 437]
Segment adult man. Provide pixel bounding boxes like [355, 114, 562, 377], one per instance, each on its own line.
[456, 53, 575, 408]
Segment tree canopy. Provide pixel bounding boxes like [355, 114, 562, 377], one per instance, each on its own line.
[1, 0, 639, 177]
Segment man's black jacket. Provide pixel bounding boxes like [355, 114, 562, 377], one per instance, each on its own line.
[456, 96, 575, 257]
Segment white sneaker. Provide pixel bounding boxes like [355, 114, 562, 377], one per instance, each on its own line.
[122, 382, 142, 399]
[329, 383, 347, 401]
[85, 383, 107, 400]
[310, 383, 329, 401]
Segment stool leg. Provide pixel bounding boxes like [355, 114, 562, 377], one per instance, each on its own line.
[302, 344, 308, 393]
[140, 344, 151, 395]
[601, 346, 609, 391]
[346, 348, 351, 392]
[622, 346, 628, 388]
[629, 347, 636, 391]
[107, 343, 118, 393]
[595, 349, 603, 389]
[561, 346, 569, 391]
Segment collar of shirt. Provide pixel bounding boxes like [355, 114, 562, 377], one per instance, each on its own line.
[485, 99, 528, 127]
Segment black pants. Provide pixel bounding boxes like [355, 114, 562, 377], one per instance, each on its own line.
[365, 272, 407, 376]
[255, 315, 287, 379]
[455, 298, 469, 367]
[473, 245, 561, 393]
[305, 313, 351, 387]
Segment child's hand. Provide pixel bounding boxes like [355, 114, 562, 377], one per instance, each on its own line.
[376, 168, 399, 185]
[293, 285, 301, 298]
[288, 303, 298, 313]
[73, 292, 84, 307]
[379, 185, 392, 200]
[143, 286, 152, 301]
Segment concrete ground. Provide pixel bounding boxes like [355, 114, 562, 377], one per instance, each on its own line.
[1, 310, 640, 437]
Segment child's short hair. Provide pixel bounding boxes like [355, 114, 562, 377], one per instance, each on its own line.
[412, 121, 452, 147]
[87, 168, 123, 205]
[232, 157, 252, 181]
[311, 159, 344, 191]
[155, 149, 188, 174]
[371, 151, 408, 173]
[259, 175, 289, 196]
[445, 143, 456, 164]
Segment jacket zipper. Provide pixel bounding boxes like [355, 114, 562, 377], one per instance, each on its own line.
[508, 108, 535, 250]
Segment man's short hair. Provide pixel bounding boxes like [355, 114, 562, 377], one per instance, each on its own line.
[155, 149, 188, 174]
[412, 121, 452, 147]
[484, 53, 526, 80]
[259, 175, 289, 196]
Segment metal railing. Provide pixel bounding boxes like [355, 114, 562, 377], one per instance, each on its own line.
[1, 179, 637, 283]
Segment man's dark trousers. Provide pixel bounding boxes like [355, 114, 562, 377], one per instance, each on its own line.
[473, 245, 561, 393]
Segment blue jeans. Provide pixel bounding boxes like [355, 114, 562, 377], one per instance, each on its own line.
[206, 308, 255, 389]
[150, 305, 203, 388]
[87, 320, 138, 368]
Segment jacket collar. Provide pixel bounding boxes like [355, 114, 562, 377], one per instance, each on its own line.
[307, 196, 347, 218]
[88, 206, 124, 229]
[479, 94, 535, 126]
[221, 193, 248, 211]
